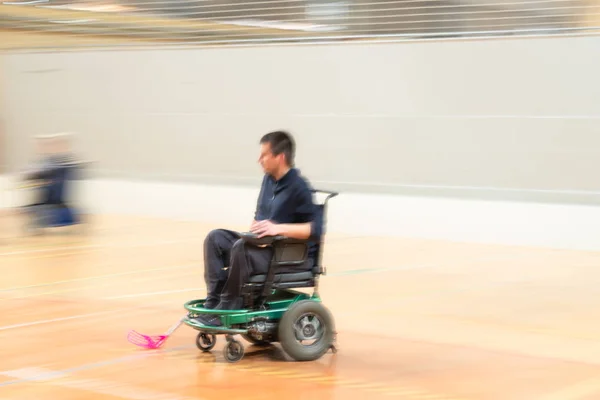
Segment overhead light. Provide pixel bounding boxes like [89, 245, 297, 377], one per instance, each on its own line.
[39, 3, 133, 12]
[48, 19, 96, 24]
[3, 0, 49, 5]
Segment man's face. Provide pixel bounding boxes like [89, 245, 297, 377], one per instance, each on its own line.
[258, 142, 280, 175]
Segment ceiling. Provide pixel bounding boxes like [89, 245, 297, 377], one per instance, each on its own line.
[0, 0, 596, 48]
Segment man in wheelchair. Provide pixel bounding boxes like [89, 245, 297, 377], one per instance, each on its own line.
[195, 130, 321, 327]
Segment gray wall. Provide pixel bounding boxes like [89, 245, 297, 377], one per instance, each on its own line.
[2, 35, 600, 204]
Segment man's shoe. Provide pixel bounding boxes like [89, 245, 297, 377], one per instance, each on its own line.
[193, 314, 222, 327]
[192, 297, 244, 327]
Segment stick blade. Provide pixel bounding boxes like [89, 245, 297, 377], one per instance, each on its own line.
[127, 330, 167, 349]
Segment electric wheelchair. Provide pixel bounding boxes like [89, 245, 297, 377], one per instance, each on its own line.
[183, 189, 339, 363]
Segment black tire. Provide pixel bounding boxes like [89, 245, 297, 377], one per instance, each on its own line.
[278, 300, 335, 362]
[223, 340, 245, 363]
[196, 332, 217, 352]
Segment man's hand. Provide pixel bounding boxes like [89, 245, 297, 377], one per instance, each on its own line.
[250, 220, 282, 238]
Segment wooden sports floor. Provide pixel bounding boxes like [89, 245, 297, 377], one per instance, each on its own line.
[2, 212, 600, 400]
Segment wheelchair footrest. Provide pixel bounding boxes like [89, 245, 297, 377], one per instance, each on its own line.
[183, 318, 247, 334]
[184, 300, 251, 315]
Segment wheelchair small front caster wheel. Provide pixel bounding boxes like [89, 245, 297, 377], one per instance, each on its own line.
[196, 332, 216, 352]
[223, 339, 245, 363]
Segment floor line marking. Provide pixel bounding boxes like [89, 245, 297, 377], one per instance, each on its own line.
[98, 264, 435, 300]
[0, 244, 101, 256]
[5, 368, 198, 400]
[0, 264, 434, 302]
[4, 271, 202, 301]
[0, 310, 126, 331]
[0, 262, 199, 293]
[0, 236, 205, 257]
[0, 234, 359, 257]
[0, 303, 174, 332]
[0, 333, 461, 400]
[104, 287, 205, 299]
[235, 362, 459, 399]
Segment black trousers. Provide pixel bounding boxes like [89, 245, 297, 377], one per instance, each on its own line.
[203, 229, 273, 307]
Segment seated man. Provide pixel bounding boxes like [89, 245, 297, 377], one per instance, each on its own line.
[196, 130, 320, 325]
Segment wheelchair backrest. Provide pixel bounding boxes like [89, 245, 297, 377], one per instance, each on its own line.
[311, 189, 338, 274]
[269, 189, 338, 275]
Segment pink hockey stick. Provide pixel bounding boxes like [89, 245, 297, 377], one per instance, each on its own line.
[127, 317, 184, 349]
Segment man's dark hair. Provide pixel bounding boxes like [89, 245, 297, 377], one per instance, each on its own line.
[260, 130, 295, 167]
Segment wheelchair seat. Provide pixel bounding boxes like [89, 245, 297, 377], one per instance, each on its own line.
[248, 266, 319, 285]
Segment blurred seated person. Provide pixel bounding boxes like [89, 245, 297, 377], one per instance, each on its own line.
[21, 133, 79, 230]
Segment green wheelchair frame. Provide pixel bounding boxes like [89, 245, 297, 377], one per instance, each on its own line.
[182, 189, 339, 363]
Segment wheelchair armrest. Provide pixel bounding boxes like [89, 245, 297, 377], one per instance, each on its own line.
[239, 232, 310, 247]
[239, 232, 282, 246]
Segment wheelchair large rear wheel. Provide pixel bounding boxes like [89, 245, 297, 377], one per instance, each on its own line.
[278, 300, 335, 362]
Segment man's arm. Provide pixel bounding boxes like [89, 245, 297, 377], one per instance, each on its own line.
[257, 221, 312, 240]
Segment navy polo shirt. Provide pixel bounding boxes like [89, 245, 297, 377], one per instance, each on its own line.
[254, 168, 322, 258]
